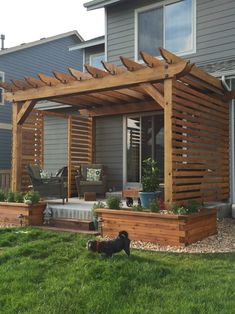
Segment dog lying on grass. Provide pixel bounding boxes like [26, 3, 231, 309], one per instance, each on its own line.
[87, 231, 131, 257]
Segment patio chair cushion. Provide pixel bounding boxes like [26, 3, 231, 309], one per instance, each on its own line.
[86, 168, 102, 182]
[79, 180, 104, 186]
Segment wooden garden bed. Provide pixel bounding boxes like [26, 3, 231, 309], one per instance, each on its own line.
[0, 202, 46, 226]
[96, 208, 217, 246]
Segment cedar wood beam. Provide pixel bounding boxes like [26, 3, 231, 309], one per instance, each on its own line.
[4, 61, 190, 102]
[140, 83, 164, 108]
[17, 100, 37, 125]
[79, 100, 162, 117]
[159, 47, 223, 92]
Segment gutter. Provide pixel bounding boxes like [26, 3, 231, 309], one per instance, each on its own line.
[222, 76, 235, 217]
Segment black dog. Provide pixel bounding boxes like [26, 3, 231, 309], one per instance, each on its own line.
[87, 231, 130, 257]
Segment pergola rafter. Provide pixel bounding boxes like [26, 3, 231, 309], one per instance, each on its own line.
[1, 49, 230, 204]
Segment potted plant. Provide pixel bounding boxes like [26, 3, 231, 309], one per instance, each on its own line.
[139, 158, 161, 208]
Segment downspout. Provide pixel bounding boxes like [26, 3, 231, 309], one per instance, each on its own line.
[221, 76, 235, 216]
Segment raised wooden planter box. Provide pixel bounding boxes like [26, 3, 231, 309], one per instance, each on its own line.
[0, 202, 46, 226]
[96, 208, 217, 247]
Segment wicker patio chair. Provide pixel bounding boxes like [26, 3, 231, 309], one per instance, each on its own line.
[27, 164, 68, 204]
[75, 164, 107, 198]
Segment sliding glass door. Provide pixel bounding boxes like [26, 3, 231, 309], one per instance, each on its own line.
[125, 112, 164, 185]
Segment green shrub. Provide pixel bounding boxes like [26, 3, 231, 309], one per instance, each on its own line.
[6, 191, 15, 202]
[171, 203, 188, 215]
[24, 191, 40, 204]
[92, 201, 106, 217]
[131, 204, 143, 212]
[142, 158, 159, 192]
[0, 190, 6, 202]
[149, 199, 160, 213]
[106, 196, 122, 209]
[14, 192, 24, 203]
[186, 199, 201, 213]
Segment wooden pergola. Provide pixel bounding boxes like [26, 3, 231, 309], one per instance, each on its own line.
[2, 48, 232, 204]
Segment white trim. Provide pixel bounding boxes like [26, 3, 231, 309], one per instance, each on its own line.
[0, 123, 12, 130]
[134, 0, 196, 61]
[0, 31, 83, 56]
[0, 71, 5, 106]
[105, 8, 108, 61]
[69, 37, 105, 51]
[123, 111, 164, 186]
[84, 0, 121, 11]
[89, 52, 105, 67]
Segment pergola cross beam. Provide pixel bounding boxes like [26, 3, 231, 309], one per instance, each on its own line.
[17, 100, 37, 125]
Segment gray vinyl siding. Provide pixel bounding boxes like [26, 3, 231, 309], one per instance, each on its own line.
[43, 116, 68, 175]
[0, 35, 83, 123]
[95, 115, 123, 190]
[106, 0, 235, 66]
[84, 44, 105, 65]
[0, 35, 82, 168]
[0, 129, 11, 169]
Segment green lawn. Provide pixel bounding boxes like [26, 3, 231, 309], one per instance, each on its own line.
[0, 228, 234, 314]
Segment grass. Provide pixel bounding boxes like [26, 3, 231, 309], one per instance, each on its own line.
[0, 228, 234, 314]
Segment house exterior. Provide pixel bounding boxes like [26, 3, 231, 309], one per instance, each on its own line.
[0, 31, 84, 172]
[82, 0, 235, 207]
[1, 0, 234, 213]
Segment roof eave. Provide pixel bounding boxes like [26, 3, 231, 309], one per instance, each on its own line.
[84, 0, 121, 10]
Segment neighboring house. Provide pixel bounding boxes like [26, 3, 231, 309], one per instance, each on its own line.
[82, 0, 235, 203]
[0, 31, 84, 172]
[70, 35, 105, 69]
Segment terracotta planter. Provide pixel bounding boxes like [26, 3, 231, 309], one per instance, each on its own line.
[0, 202, 46, 226]
[95, 208, 217, 247]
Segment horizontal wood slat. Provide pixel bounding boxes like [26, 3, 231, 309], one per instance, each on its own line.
[21, 110, 44, 192]
[171, 80, 229, 203]
[69, 116, 93, 195]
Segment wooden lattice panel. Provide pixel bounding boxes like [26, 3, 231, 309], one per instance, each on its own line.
[171, 80, 229, 203]
[21, 110, 44, 192]
[68, 115, 93, 196]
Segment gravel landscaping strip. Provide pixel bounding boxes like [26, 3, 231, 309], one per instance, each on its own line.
[1, 218, 234, 253]
[131, 218, 235, 253]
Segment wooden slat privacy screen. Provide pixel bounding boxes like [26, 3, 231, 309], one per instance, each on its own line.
[21, 110, 44, 191]
[171, 80, 229, 203]
[68, 115, 93, 196]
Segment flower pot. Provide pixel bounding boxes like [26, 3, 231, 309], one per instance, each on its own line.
[139, 191, 161, 208]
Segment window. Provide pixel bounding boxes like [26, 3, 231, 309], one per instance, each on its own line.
[0, 71, 4, 105]
[126, 112, 164, 183]
[136, 0, 195, 59]
[90, 53, 105, 69]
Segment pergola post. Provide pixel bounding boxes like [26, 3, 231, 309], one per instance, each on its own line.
[164, 79, 173, 204]
[12, 102, 22, 192]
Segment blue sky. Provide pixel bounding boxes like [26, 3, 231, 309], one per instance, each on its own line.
[0, 0, 104, 48]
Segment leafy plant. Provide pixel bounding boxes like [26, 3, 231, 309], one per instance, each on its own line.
[6, 191, 15, 202]
[24, 191, 40, 204]
[171, 203, 188, 215]
[92, 201, 106, 217]
[14, 192, 24, 203]
[131, 204, 143, 212]
[0, 190, 6, 202]
[186, 199, 201, 213]
[141, 158, 159, 192]
[106, 196, 122, 210]
[149, 199, 160, 213]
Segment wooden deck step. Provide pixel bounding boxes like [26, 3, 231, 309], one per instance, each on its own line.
[49, 218, 95, 231]
[38, 225, 100, 235]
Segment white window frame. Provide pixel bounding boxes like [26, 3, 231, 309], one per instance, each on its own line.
[89, 52, 105, 68]
[134, 0, 196, 61]
[123, 111, 164, 187]
[0, 71, 4, 106]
